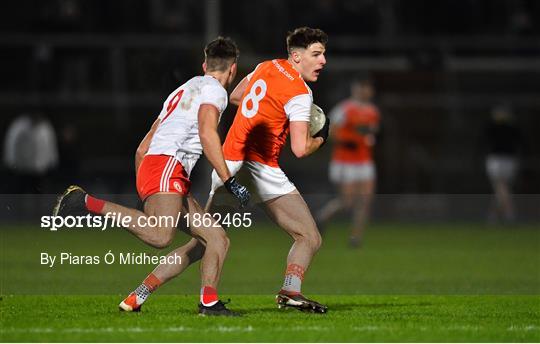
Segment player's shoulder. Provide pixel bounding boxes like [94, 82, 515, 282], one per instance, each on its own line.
[345, 99, 378, 111]
[337, 100, 354, 115]
[256, 60, 275, 70]
[335, 99, 352, 109]
[194, 75, 225, 89]
[194, 75, 227, 96]
[364, 102, 381, 116]
[248, 59, 310, 105]
[347, 100, 381, 121]
[257, 59, 304, 83]
[273, 59, 311, 94]
[343, 99, 362, 108]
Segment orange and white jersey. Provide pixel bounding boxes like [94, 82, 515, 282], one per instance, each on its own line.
[223, 59, 312, 167]
[147, 75, 228, 175]
[330, 99, 380, 163]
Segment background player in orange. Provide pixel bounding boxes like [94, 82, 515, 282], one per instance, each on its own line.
[53, 37, 249, 316]
[317, 78, 380, 248]
[122, 27, 330, 313]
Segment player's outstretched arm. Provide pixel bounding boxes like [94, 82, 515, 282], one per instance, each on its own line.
[290, 121, 325, 158]
[198, 104, 250, 207]
[135, 117, 161, 172]
[230, 76, 249, 106]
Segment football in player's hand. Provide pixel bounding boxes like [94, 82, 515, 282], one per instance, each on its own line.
[309, 103, 327, 137]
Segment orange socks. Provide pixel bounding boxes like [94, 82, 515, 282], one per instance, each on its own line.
[281, 263, 305, 295]
[134, 273, 162, 304]
[143, 273, 162, 292]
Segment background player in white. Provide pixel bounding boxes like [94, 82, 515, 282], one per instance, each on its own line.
[53, 37, 249, 316]
[120, 27, 331, 314]
[484, 105, 522, 223]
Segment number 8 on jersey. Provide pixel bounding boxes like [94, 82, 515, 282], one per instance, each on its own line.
[241, 79, 267, 118]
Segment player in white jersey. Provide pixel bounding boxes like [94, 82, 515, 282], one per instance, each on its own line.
[53, 37, 249, 316]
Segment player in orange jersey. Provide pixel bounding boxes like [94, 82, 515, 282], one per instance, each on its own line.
[122, 27, 330, 313]
[210, 27, 330, 313]
[212, 27, 329, 313]
[317, 78, 380, 248]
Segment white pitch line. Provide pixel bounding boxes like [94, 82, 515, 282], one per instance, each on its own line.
[352, 325, 386, 331]
[285, 326, 332, 331]
[352, 324, 540, 332]
[507, 325, 539, 331]
[2, 326, 254, 333]
[4, 324, 538, 334]
[4, 326, 333, 334]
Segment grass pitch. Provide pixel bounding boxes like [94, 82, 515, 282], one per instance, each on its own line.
[2, 295, 538, 342]
[1, 222, 539, 342]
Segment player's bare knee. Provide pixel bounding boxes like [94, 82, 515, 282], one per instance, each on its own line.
[301, 228, 322, 251]
[151, 234, 174, 249]
[218, 232, 230, 252]
[293, 229, 322, 252]
[310, 231, 322, 251]
[205, 230, 230, 253]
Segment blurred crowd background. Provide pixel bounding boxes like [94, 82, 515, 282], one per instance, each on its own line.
[0, 0, 539, 221]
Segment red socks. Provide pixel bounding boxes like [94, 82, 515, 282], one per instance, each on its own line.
[200, 286, 219, 306]
[85, 195, 105, 214]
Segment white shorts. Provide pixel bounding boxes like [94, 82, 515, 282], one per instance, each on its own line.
[210, 160, 297, 202]
[329, 161, 376, 183]
[486, 155, 518, 182]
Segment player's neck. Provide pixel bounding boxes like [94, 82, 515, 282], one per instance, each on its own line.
[205, 71, 228, 87]
[287, 58, 302, 77]
[353, 96, 371, 105]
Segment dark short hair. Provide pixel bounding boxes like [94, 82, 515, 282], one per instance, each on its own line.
[286, 27, 328, 54]
[204, 36, 239, 72]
